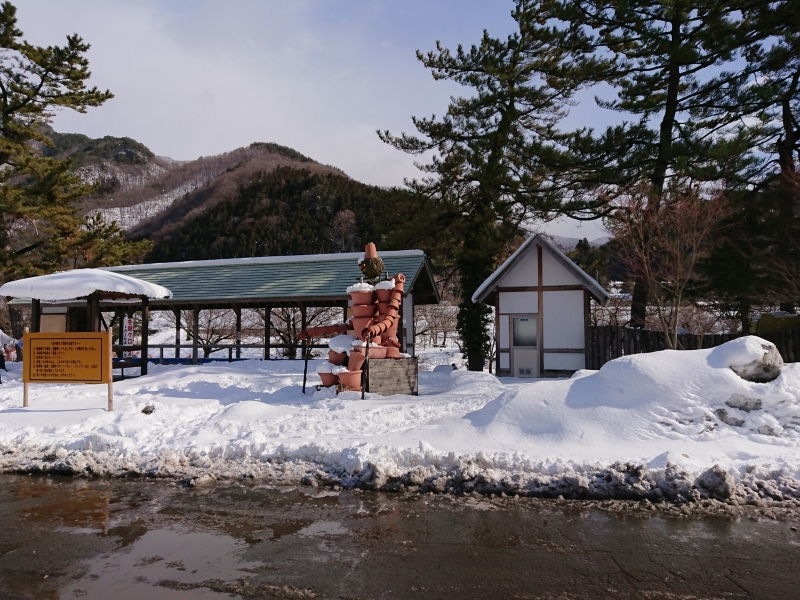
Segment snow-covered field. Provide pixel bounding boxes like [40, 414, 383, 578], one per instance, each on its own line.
[2, 336, 800, 504]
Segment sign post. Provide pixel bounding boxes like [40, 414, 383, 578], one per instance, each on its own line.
[23, 332, 114, 411]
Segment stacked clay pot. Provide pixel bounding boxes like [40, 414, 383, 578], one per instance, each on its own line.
[303, 244, 411, 393]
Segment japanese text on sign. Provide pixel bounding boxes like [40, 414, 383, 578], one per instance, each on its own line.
[23, 333, 112, 384]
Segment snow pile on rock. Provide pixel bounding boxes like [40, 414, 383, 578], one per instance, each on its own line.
[1, 336, 800, 504]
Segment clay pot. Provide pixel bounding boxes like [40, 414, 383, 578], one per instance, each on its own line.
[328, 350, 347, 366]
[377, 302, 399, 317]
[351, 303, 376, 318]
[384, 318, 399, 340]
[375, 289, 393, 303]
[350, 291, 374, 305]
[348, 351, 366, 371]
[385, 346, 401, 359]
[319, 372, 338, 387]
[350, 316, 373, 338]
[367, 345, 387, 359]
[337, 370, 363, 391]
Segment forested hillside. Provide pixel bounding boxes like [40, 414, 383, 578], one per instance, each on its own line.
[138, 166, 414, 262]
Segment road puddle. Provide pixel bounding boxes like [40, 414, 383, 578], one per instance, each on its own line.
[1, 475, 799, 599]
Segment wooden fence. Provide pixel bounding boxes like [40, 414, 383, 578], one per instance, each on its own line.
[585, 325, 800, 370]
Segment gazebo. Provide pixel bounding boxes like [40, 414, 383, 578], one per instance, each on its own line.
[2, 249, 439, 368]
[0, 269, 172, 376]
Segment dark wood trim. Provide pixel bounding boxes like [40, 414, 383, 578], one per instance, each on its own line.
[192, 305, 200, 365]
[264, 304, 272, 360]
[498, 348, 510, 353]
[141, 297, 149, 376]
[494, 291, 500, 374]
[537, 245, 544, 377]
[173, 309, 181, 359]
[497, 285, 585, 293]
[31, 298, 41, 333]
[235, 307, 242, 359]
[543, 348, 586, 354]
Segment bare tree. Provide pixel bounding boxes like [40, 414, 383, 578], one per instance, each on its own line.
[165, 309, 238, 358]
[605, 184, 731, 349]
[414, 302, 458, 349]
[253, 306, 343, 359]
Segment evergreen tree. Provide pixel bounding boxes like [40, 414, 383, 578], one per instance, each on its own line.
[553, 0, 766, 326]
[379, 1, 598, 370]
[0, 1, 137, 284]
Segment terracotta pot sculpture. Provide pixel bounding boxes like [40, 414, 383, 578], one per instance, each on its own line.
[338, 370, 363, 391]
[351, 304, 376, 318]
[350, 317, 373, 338]
[348, 350, 366, 371]
[368, 345, 387, 359]
[319, 372, 338, 387]
[328, 350, 347, 366]
[385, 346, 401, 359]
[299, 243, 410, 394]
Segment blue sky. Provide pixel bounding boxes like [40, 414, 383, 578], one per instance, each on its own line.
[17, 0, 607, 239]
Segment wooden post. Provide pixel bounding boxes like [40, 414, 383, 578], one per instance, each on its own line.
[23, 382, 29, 408]
[88, 292, 101, 332]
[302, 340, 309, 394]
[31, 299, 41, 333]
[235, 307, 242, 359]
[174, 309, 181, 359]
[300, 304, 307, 361]
[192, 306, 200, 365]
[537, 245, 544, 377]
[108, 381, 113, 411]
[264, 304, 272, 360]
[141, 297, 149, 376]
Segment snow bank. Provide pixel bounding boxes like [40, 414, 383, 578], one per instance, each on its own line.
[1, 337, 800, 504]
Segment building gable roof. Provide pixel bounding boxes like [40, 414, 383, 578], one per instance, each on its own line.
[472, 234, 609, 304]
[102, 250, 439, 308]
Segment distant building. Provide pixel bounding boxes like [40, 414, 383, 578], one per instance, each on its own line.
[473, 235, 609, 377]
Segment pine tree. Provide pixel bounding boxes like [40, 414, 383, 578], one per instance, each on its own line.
[0, 1, 124, 284]
[553, 0, 767, 326]
[379, 1, 597, 370]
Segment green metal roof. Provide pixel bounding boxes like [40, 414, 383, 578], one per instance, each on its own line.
[102, 250, 439, 309]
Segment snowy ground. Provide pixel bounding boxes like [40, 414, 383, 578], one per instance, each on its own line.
[2, 336, 800, 504]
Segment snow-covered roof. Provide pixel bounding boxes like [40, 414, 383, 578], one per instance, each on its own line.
[0, 269, 173, 301]
[472, 234, 609, 304]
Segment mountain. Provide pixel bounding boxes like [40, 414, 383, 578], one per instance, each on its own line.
[549, 234, 609, 250]
[135, 165, 413, 262]
[45, 127, 346, 231]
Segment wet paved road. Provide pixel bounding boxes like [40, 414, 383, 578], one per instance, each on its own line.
[1, 475, 799, 599]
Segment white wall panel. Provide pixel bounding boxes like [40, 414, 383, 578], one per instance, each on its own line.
[541, 250, 581, 286]
[497, 247, 538, 286]
[498, 314, 510, 348]
[542, 290, 584, 349]
[499, 352, 510, 369]
[544, 352, 585, 371]
[499, 292, 538, 314]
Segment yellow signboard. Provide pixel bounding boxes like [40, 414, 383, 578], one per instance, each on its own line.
[23, 332, 112, 384]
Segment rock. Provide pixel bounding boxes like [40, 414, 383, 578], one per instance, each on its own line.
[730, 343, 783, 383]
[695, 465, 736, 501]
[725, 394, 762, 412]
[142, 405, 155, 415]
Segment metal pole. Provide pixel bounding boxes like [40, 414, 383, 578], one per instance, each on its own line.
[302, 339, 309, 394]
[362, 334, 370, 400]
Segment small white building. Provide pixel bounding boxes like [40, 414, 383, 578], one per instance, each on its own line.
[472, 234, 609, 378]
